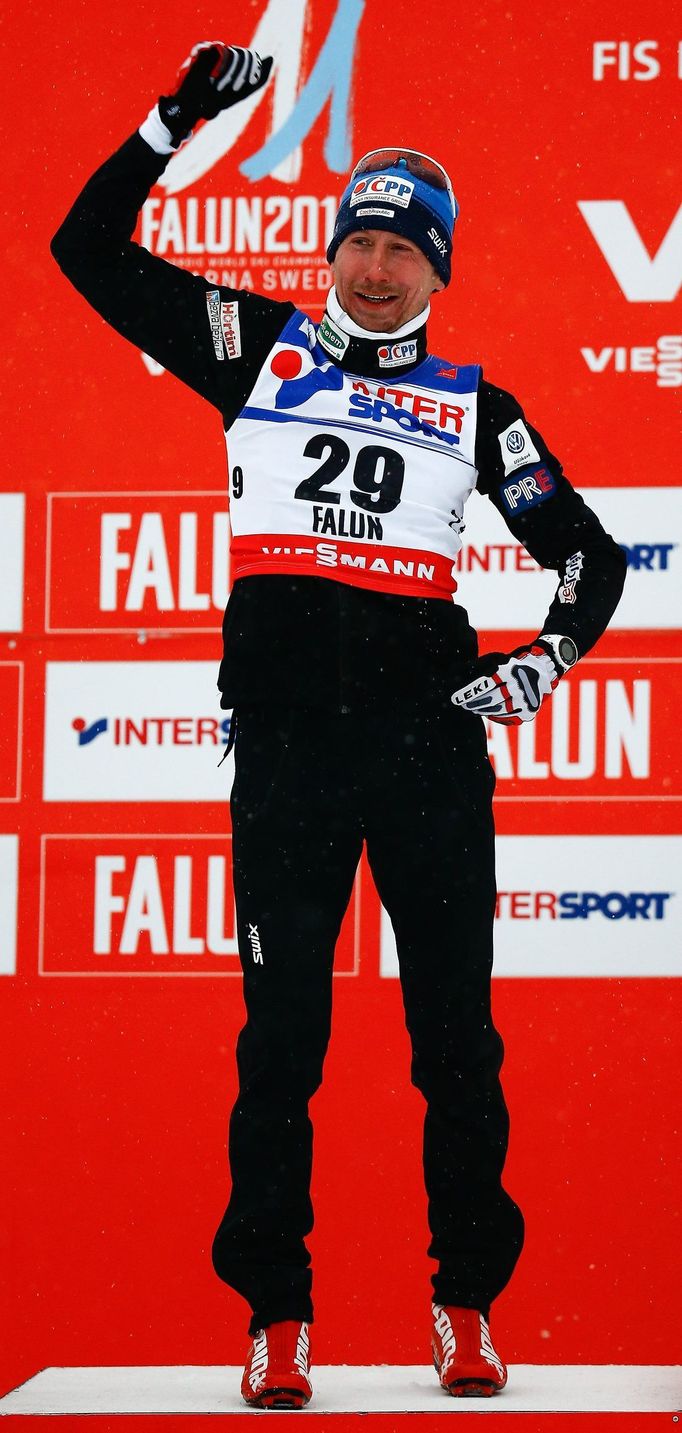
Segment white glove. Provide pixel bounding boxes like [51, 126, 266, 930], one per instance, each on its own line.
[451, 635, 578, 725]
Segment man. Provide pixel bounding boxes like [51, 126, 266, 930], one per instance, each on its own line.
[51, 42, 626, 1410]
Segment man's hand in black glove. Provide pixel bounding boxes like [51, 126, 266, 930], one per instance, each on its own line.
[158, 43, 273, 147]
[451, 635, 578, 726]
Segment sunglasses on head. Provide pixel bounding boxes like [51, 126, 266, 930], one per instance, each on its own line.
[350, 147, 457, 214]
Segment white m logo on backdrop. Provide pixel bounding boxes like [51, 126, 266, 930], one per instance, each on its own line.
[578, 201, 682, 302]
[160, 0, 365, 194]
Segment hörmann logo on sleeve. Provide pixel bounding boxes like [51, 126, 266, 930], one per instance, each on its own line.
[220, 301, 242, 359]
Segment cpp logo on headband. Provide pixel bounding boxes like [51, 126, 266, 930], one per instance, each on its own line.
[350, 175, 414, 208]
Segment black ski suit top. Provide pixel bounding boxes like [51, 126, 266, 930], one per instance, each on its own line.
[51, 132, 626, 711]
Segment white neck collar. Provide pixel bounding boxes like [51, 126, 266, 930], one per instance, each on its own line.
[325, 286, 430, 341]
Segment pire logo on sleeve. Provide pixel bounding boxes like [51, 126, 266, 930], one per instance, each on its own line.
[500, 465, 556, 513]
[39, 836, 360, 977]
[43, 662, 233, 802]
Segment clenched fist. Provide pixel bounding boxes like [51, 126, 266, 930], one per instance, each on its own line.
[158, 43, 273, 147]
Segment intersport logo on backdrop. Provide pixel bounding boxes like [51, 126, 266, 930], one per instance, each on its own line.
[39, 836, 360, 976]
[138, 0, 366, 344]
[43, 663, 233, 802]
[380, 837, 682, 978]
[456, 486, 682, 631]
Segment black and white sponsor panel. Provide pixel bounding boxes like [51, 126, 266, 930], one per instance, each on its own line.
[0, 495, 25, 632]
[380, 837, 682, 978]
[43, 663, 233, 802]
[457, 486, 681, 630]
[0, 835, 19, 976]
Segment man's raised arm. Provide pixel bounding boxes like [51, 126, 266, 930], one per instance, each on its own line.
[51, 44, 294, 412]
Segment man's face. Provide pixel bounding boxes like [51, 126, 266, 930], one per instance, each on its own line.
[331, 229, 444, 332]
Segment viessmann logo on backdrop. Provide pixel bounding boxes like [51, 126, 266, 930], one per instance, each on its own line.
[380, 837, 682, 978]
[457, 486, 682, 631]
[43, 663, 233, 802]
[138, 0, 365, 343]
[578, 202, 682, 387]
[38, 836, 360, 976]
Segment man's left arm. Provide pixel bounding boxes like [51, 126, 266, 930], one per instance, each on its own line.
[452, 379, 627, 725]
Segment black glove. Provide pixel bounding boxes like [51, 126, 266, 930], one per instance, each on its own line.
[451, 634, 578, 725]
[158, 43, 273, 147]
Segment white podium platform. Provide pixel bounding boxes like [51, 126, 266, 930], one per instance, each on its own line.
[1, 1364, 680, 1415]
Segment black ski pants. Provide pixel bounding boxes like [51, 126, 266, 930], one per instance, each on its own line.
[212, 704, 524, 1334]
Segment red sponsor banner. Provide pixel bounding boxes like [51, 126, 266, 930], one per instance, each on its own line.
[46, 493, 229, 632]
[488, 657, 678, 801]
[231, 533, 456, 598]
[39, 834, 361, 977]
[0, 663, 23, 802]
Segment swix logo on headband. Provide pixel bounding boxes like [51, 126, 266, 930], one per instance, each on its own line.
[350, 175, 414, 208]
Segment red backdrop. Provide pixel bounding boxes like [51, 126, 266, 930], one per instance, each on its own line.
[2, 0, 681, 1396]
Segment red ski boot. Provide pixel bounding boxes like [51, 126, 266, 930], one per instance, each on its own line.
[431, 1303, 507, 1397]
[241, 1320, 313, 1409]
